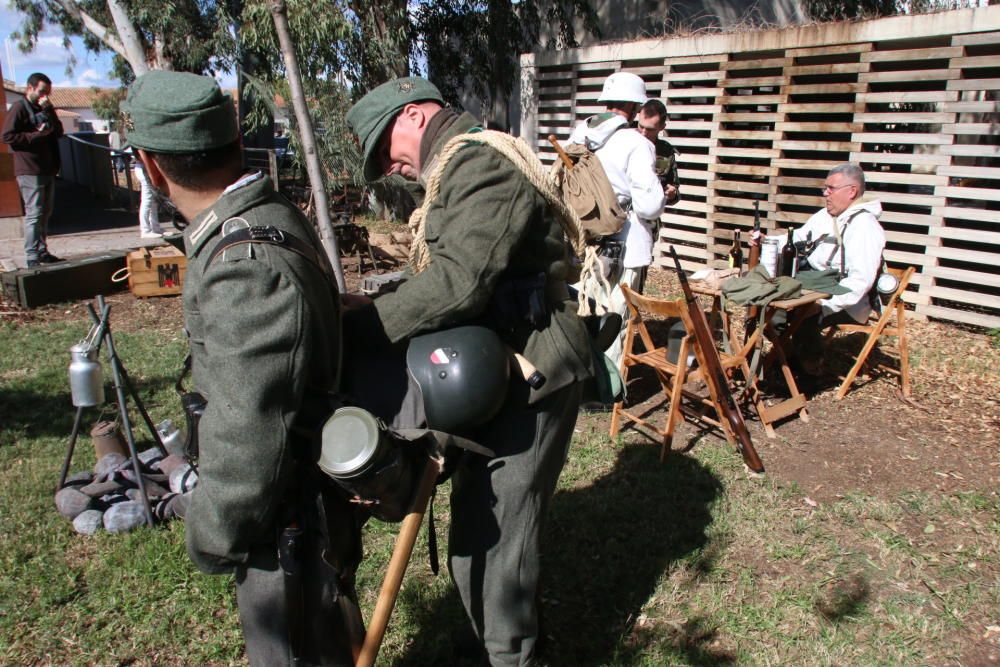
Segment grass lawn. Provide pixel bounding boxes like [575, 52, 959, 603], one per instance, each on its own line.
[0, 295, 997, 666]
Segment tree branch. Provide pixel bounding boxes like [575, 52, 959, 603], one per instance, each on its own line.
[51, 0, 128, 61]
[106, 0, 149, 74]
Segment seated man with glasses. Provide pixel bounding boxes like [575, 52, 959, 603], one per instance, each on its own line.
[750, 162, 886, 377]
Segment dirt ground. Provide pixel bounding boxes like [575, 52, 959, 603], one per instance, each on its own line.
[6, 260, 996, 507]
[629, 268, 1000, 500]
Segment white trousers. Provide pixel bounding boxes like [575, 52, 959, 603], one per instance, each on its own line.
[134, 165, 163, 234]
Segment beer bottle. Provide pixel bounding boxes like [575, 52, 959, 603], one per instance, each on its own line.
[747, 200, 762, 269]
[728, 230, 743, 270]
[779, 221, 797, 277]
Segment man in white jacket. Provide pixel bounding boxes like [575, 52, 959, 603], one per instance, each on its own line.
[566, 72, 666, 369]
[754, 163, 886, 373]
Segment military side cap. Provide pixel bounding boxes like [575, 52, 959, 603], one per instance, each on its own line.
[122, 71, 238, 153]
[347, 77, 444, 182]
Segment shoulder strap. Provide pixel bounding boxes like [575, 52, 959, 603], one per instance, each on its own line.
[585, 121, 627, 152]
[206, 224, 335, 285]
[826, 209, 866, 277]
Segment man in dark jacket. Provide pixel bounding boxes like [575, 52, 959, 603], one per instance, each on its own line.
[122, 71, 364, 666]
[346, 77, 593, 667]
[1, 72, 64, 267]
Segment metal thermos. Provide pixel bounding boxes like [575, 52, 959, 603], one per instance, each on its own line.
[69, 342, 104, 407]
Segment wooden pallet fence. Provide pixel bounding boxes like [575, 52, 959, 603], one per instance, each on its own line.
[521, 6, 1000, 328]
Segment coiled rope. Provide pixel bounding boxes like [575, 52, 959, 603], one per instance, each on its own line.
[406, 130, 607, 315]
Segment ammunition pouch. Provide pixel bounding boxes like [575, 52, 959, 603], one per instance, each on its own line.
[491, 272, 565, 332]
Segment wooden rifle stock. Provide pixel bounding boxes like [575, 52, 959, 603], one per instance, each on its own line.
[668, 246, 765, 474]
[547, 135, 574, 170]
[744, 200, 763, 344]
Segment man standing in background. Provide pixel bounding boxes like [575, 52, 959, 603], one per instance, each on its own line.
[2, 73, 64, 267]
[566, 72, 666, 369]
[636, 98, 680, 209]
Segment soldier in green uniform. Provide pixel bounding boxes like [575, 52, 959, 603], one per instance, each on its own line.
[345, 77, 594, 666]
[636, 99, 681, 207]
[122, 71, 364, 666]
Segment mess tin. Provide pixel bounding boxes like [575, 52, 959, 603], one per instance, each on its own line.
[318, 406, 423, 522]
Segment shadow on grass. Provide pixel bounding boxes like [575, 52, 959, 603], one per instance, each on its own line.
[395, 444, 724, 666]
[0, 375, 178, 443]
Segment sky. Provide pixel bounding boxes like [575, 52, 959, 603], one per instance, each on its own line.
[0, 5, 237, 89]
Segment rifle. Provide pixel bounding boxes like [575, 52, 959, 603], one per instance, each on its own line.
[668, 246, 765, 473]
[744, 200, 763, 344]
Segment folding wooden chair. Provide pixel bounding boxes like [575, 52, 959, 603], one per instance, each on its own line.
[824, 266, 915, 400]
[609, 285, 750, 462]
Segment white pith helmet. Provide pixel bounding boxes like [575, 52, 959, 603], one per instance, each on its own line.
[598, 72, 648, 104]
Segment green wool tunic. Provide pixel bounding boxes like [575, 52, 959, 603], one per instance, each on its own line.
[372, 113, 595, 402]
[180, 174, 350, 574]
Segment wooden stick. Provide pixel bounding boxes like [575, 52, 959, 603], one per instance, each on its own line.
[511, 351, 546, 390]
[547, 135, 574, 170]
[355, 457, 441, 667]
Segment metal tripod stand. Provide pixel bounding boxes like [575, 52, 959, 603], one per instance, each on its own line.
[59, 295, 170, 527]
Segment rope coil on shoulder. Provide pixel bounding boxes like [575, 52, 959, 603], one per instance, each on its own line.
[405, 130, 603, 316]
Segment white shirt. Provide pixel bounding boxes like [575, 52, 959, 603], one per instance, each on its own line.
[566, 113, 665, 268]
[773, 199, 886, 323]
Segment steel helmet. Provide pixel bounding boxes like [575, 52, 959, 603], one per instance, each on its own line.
[598, 72, 648, 104]
[406, 326, 510, 433]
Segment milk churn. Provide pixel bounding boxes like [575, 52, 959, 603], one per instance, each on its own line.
[69, 341, 104, 407]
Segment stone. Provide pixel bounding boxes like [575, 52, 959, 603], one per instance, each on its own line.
[103, 502, 147, 533]
[79, 480, 122, 498]
[169, 464, 198, 494]
[73, 510, 104, 535]
[157, 454, 188, 476]
[64, 471, 94, 487]
[139, 477, 170, 499]
[94, 452, 127, 480]
[138, 447, 165, 470]
[55, 487, 93, 519]
[153, 492, 189, 522]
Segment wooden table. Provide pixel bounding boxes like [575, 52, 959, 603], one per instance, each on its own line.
[691, 282, 830, 438]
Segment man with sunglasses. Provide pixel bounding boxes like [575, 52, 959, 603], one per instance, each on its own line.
[750, 162, 885, 376]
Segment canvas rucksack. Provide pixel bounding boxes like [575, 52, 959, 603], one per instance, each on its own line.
[549, 142, 627, 240]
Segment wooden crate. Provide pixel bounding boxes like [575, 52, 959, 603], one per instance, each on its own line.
[127, 246, 186, 297]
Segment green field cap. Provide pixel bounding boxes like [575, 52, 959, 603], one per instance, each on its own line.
[347, 77, 444, 182]
[122, 71, 238, 153]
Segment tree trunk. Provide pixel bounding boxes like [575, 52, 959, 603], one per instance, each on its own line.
[106, 0, 150, 74]
[269, 0, 346, 292]
[485, 0, 512, 131]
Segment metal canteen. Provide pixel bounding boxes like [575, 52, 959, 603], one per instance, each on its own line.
[876, 272, 899, 305]
[69, 341, 104, 407]
[318, 406, 422, 523]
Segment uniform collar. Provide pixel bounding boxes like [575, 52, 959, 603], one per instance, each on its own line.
[183, 172, 274, 257]
[417, 111, 481, 189]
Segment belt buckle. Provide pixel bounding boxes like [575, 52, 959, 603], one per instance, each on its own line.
[249, 225, 285, 244]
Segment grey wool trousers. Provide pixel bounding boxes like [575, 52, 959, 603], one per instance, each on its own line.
[235, 541, 364, 666]
[449, 381, 582, 667]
